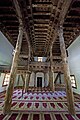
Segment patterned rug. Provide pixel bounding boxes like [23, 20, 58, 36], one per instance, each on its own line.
[0, 90, 80, 120]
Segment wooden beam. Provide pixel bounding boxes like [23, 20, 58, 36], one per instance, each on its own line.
[44, 0, 62, 54]
[33, 12, 51, 15]
[46, 0, 72, 56]
[12, 0, 31, 70]
[59, 25, 75, 115]
[59, 0, 72, 25]
[19, 54, 28, 58]
[28, 0, 36, 49]
[0, 14, 16, 17]
[35, 28, 48, 31]
[32, 4, 52, 8]
[0, 22, 14, 45]
[34, 19, 49, 22]
[3, 25, 23, 114]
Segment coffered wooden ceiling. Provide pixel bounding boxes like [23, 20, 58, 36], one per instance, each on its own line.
[0, 0, 80, 58]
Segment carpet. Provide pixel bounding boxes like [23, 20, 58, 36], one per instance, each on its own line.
[21, 114, 29, 120]
[76, 114, 80, 119]
[54, 114, 63, 120]
[65, 114, 75, 120]
[33, 114, 39, 120]
[0, 90, 80, 120]
[0, 114, 6, 119]
[44, 114, 51, 120]
[8, 113, 18, 120]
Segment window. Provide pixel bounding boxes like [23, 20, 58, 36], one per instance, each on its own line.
[70, 75, 77, 88]
[3, 73, 10, 86]
[38, 57, 43, 62]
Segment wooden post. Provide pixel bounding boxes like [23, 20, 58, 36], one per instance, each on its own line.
[3, 25, 23, 114]
[34, 72, 36, 88]
[59, 72, 62, 84]
[17, 74, 20, 86]
[44, 72, 46, 88]
[21, 74, 25, 97]
[58, 25, 75, 115]
[25, 71, 31, 92]
[49, 46, 54, 91]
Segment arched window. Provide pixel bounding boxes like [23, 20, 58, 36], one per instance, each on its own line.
[38, 57, 43, 62]
[70, 75, 77, 88]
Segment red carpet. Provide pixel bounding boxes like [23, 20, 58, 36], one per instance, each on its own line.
[76, 114, 80, 119]
[27, 103, 32, 108]
[57, 103, 63, 108]
[43, 103, 47, 108]
[0, 90, 80, 120]
[35, 103, 39, 108]
[19, 103, 24, 108]
[44, 114, 51, 120]
[8, 113, 18, 120]
[65, 114, 75, 120]
[36, 96, 39, 99]
[21, 114, 29, 120]
[0, 114, 6, 119]
[55, 114, 63, 120]
[33, 114, 39, 120]
[11, 102, 17, 107]
[24, 96, 28, 99]
[75, 103, 80, 108]
[50, 103, 55, 108]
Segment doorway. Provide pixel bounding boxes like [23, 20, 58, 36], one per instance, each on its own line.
[37, 77, 42, 87]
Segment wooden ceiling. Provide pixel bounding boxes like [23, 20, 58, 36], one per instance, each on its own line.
[0, 0, 80, 58]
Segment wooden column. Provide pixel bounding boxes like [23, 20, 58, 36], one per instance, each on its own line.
[49, 46, 54, 91]
[44, 72, 46, 88]
[58, 26, 75, 115]
[25, 71, 31, 92]
[17, 74, 20, 86]
[21, 74, 26, 97]
[44, 72, 47, 88]
[59, 72, 62, 84]
[3, 25, 23, 114]
[34, 72, 36, 88]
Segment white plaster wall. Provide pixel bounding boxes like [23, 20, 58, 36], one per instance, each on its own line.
[0, 31, 14, 65]
[68, 35, 80, 94]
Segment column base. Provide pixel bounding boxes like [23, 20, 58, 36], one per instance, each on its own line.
[3, 107, 11, 115]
